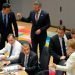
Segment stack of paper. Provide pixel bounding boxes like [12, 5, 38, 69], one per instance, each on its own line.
[3, 64, 19, 71]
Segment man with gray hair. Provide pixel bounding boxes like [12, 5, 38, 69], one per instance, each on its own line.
[17, 0, 51, 57]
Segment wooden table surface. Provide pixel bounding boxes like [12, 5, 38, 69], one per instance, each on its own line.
[14, 70, 28, 75]
[0, 70, 28, 75]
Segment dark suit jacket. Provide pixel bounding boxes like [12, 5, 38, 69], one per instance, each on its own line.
[49, 34, 69, 64]
[21, 10, 50, 39]
[0, 11, 18, 38]
[18, 51, 38, 75]
[65, 32, 71, 39]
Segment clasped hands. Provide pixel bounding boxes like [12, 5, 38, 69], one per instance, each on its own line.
[0, 55, 10, 66]
[49, 63, 56, 69]
[49, 55, 66, 69]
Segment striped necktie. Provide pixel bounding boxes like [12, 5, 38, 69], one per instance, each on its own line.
[35, 12, 38, 21]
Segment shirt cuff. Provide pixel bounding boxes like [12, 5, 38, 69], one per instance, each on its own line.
[23, 67, 25, 70]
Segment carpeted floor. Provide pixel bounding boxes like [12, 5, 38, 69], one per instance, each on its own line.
[17, 21, 57, 46]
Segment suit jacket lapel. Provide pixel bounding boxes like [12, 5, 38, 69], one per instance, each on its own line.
[32, 12, 36, 22]
[0, 12, 4, 24]
[27, 52, 32, 66]
[38, 10, 42, 20]
[8, 14, 10, 25]
[22, 53, 25, 66]
[57, 35, 61, 49]
[38, 10, 44, 22]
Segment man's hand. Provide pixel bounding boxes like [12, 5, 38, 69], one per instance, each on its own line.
[3, 61, 11, 66]
[16, 13, 22, 20]
[49, 63, 56, 69]
[1, 55, 7, 60]
[18, 65, 25, 70]
[35, 29, 41, 35]
[60, 56, 66, 60]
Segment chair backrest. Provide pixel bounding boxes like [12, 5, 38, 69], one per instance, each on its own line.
[40, 46, 50, 70]
[36, 70, 56, 75]
[36, 70, 49, 75]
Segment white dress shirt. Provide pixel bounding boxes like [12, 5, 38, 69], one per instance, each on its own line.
[0, 40, 22, 61]
[56, 52, 75, 75]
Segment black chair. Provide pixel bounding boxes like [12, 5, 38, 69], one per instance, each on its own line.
[40, 46, 50, 70]
[36, 70, 56, 75]
[35, 70, 49, 75]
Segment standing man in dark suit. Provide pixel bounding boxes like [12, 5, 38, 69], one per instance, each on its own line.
[18, 41, 38, 75]
[0, 3, 18, 49]
[17, 0, 50, 56]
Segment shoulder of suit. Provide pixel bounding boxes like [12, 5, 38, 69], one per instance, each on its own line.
[20, 52, 24, 56]
[9, 11, 14, 14]
[51, 34, 58, 39]
[65, 32, 71, 39]
[41, 10, 49, 16]
[8, 12, 15, 16]
[30, 51, 37, 57]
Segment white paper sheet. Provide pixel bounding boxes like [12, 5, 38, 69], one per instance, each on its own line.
[3, 64, 19, 71]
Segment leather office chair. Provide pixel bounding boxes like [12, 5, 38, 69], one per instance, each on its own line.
[36, 70, 56, 75]
[40, 46, 50, 70]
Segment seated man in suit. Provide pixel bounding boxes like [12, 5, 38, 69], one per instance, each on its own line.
[49, 26, 70, 64]
[18, 41, 38, 75]
[49, 25, 70, 75]
[0, 34, 22, 64]
[49, 39, 75, 75]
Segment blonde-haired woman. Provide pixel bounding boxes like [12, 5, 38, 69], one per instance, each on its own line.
[50, 39, 75, 75]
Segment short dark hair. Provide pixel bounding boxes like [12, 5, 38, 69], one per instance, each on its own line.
[7, 34, 15, 39]
[20, 41, 32, 50]
[58, 25, 66, 32]
[2, 3, 11, 9]
[34, 0, 42, 6]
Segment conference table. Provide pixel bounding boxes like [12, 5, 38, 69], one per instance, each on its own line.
[0, 61, 28, 75]
[0, 70, 28, 75]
